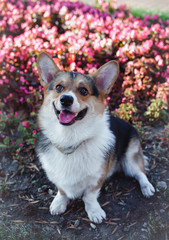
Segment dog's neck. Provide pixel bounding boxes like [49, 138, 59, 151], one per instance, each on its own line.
[53, 141, 86, 155]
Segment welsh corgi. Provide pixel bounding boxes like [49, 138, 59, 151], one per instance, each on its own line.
[36, 52, 155, 223]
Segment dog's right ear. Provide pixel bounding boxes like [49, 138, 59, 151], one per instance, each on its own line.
[37, 52, 61, 86]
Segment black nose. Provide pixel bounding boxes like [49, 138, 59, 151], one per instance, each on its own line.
[60, 95, 74, 107]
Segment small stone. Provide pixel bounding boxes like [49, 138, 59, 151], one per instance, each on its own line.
[38, 187, 42, 193]
[124, 226, 129, 232]
[90, 223, 96, 229]
[141, 228, 148, 232]
[38, 185, 48, 193]
[41, 185, 48, 190]
[74, 219, 80, 228]
[156, 181, 167, 190]
[160, 209, 165, 214]
[143, 222, 147, 228]
[48, 189, 54, 195]
[118, 201, 126, 206]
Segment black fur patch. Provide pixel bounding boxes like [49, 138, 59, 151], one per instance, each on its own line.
[109, 115, 139, 161]
[36, 132, 51, 154]
[70, 72, 78, 80]
[84, 75, 99, 98]
[69, 72, 99, 97]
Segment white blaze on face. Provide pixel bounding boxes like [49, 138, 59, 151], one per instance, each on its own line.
[56, 91, 81, 124]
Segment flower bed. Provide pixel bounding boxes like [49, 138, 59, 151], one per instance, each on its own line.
[0, 0, 169, 154]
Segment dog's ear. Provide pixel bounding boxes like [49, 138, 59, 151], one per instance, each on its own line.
[37, 52, 60, 86]
[93, 61, 119, 94]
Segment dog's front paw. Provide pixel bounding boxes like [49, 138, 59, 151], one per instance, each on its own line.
[141, 182, 155, 198]
[50, 193, 69, 215]
[86, 206, 106, 224]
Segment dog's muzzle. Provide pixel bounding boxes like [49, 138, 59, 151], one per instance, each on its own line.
[53, 102, 88, 126]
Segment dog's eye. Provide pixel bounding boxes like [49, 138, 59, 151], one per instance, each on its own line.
[56, 84, 64, 93]
[78, 87, 88, 96]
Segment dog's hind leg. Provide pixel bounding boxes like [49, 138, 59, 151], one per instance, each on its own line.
[122, 138, 155, 198]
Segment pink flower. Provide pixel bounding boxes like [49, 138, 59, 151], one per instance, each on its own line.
[155, 55, 164, 66]
[9, 66, 16, 72]
[20, 97, 24, 103]
[59, 6, 68, 16]
[22, 121, 30, 128]
[70, 62, 76, 71]
[20, 76, 25, 83]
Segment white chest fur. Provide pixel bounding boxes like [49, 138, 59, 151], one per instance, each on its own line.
[38, 111, 115, 199]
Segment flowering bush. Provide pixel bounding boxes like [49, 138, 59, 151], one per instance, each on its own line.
[0, 102, 39, 161]
[144, 99, 168, 121]
[0, 0, 169, 155]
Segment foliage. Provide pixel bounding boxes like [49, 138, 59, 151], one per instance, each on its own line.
[144, 98, 168, 121]
[113, 102, 138, 122]
[0, 103, 39, 159]
[148, 212, 165, 237]
[0, 0, 169, 155]
[130, 8, 169, 22]
[0, 177, 8, 192]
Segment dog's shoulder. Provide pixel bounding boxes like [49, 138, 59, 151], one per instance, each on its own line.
[108, 115, 139, 160]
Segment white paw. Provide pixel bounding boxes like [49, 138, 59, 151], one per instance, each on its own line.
[86, 206, 106, 224]
[141, 182, 155, 198]
[49, 195, 69, 215]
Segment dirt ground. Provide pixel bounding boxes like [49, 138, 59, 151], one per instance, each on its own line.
[0, 125, 168, 240]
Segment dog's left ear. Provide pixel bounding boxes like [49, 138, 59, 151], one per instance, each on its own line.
[93, 61, 119, 94]
[37, 52, 61, 86]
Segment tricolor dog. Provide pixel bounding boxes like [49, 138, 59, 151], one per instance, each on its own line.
[36, 52, 155, 223]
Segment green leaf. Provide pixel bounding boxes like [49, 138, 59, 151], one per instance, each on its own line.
[0, 144, 8, 148]
[32, 62, 37, 67]
[28, 138, 35, 145]
[3, 137, 10, 145]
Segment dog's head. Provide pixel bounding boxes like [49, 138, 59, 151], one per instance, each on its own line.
[37, 52, 119, 127]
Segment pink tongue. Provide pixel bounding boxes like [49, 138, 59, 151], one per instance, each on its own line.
[59, 110, 76, 124]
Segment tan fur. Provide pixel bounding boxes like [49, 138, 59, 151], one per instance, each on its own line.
[127, 138, 145, 173]
[134, 143, 145, 173]
[92, 152, 117, 192]
[43, 73, 72, 95]
[58, 187, 65, 196]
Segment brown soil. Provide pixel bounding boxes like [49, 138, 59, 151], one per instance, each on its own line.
[0, 125, 168, 240]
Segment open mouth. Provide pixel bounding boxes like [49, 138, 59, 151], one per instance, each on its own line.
[53, 102, 88, 126]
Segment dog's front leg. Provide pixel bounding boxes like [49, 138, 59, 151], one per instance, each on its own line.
[83, 188, 106, 224]
[50, 188, 69, 215]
